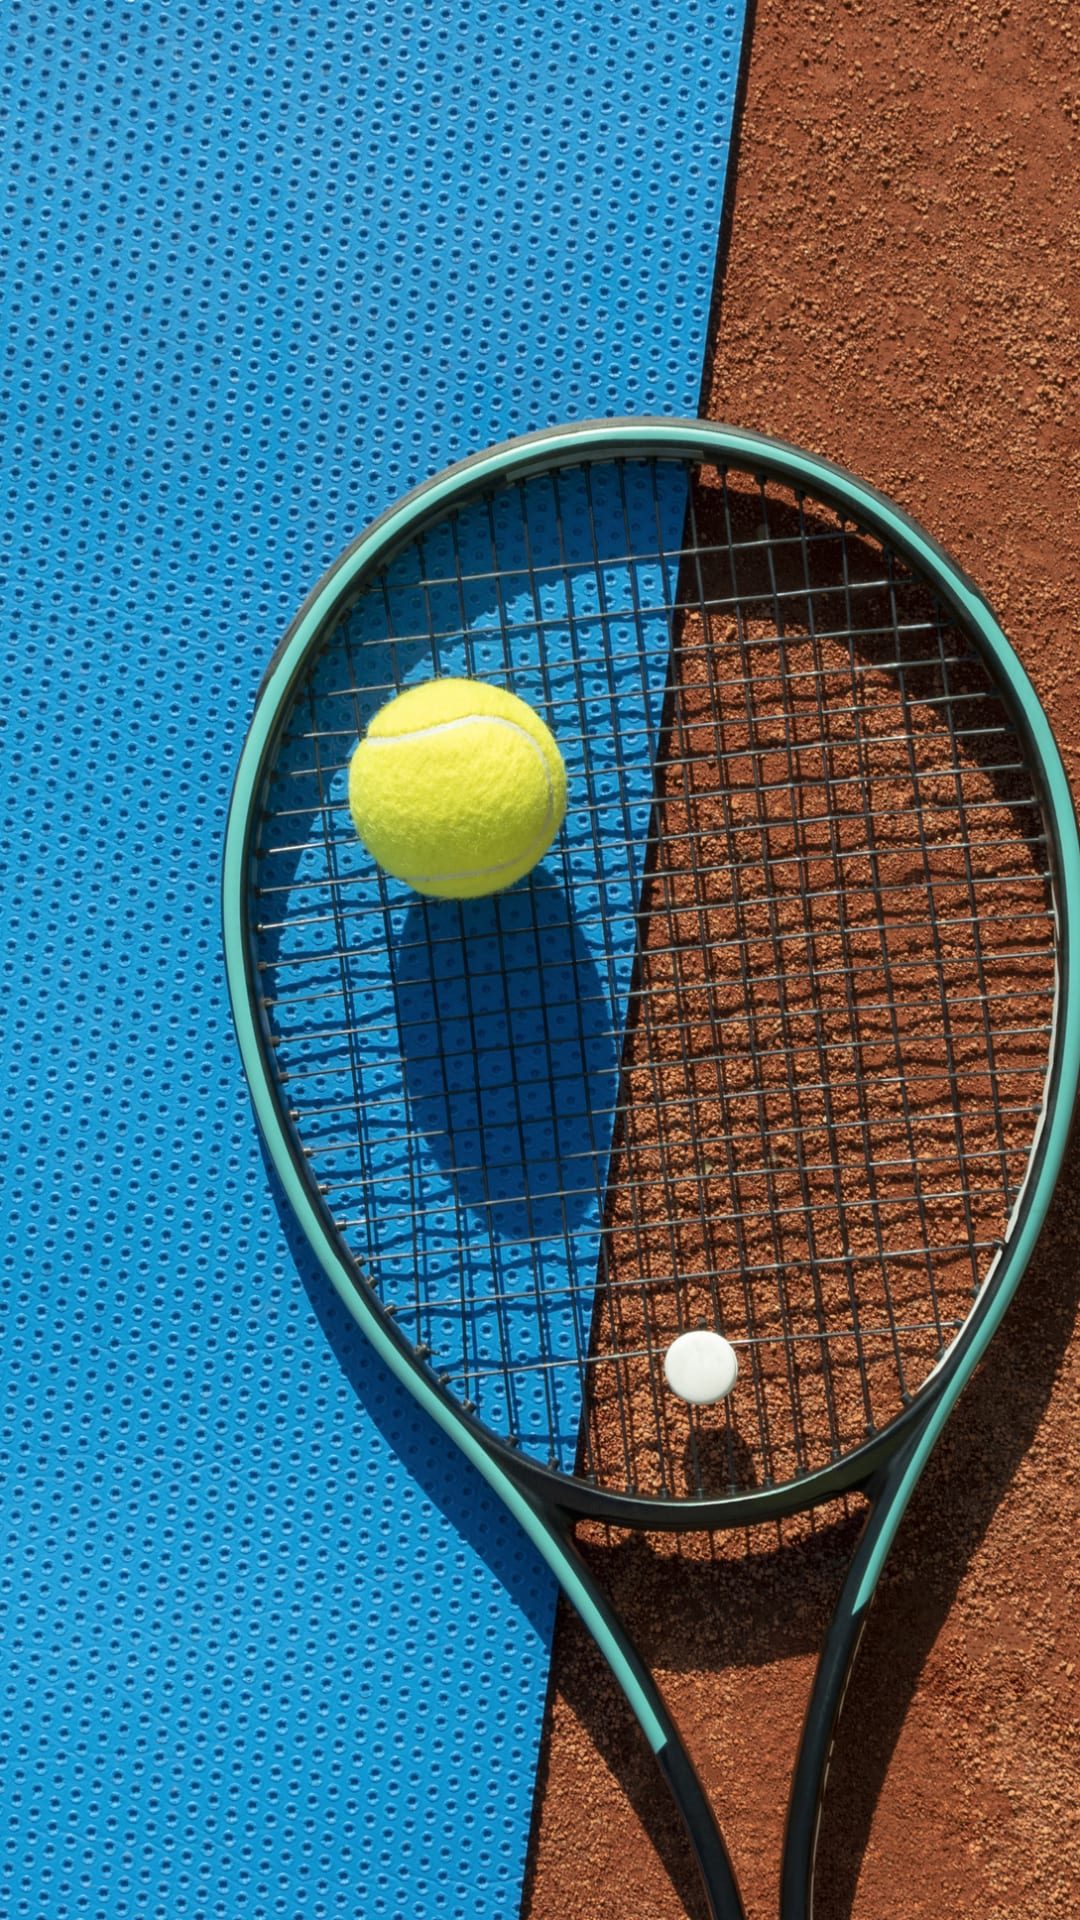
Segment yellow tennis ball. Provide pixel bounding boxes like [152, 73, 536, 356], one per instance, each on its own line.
[348, 678, 567, 899]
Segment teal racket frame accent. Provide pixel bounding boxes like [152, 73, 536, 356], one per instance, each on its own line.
[223, 420, 1080, 1920]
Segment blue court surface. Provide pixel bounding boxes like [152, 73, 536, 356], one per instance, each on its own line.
[2, 4, 748, 1915]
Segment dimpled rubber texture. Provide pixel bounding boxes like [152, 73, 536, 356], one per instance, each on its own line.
[0, 4, 748, 1917]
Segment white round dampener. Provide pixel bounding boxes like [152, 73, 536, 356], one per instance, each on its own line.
[664, 1329, 739, 1405]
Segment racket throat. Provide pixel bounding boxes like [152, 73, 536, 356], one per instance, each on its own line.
[780, 1445, 918, 1920]
[549, 1520, 747, 1920]
[655, 1737, 747, 1920]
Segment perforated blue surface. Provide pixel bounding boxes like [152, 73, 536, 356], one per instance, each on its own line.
[2, 4, 748, 1916]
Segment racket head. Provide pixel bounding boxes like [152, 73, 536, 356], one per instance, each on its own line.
[223, 419, 1080, 1528]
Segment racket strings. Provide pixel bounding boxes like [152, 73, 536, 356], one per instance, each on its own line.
[265, 710, 1029, 804]
[580, 473, 1053, 1494]
[251, 453, 1057, 1498]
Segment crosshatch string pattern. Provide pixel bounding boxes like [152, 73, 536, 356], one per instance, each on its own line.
[251, 456, 1057, 1502]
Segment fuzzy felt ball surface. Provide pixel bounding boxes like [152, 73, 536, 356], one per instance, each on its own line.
[348, 678, 568, 898]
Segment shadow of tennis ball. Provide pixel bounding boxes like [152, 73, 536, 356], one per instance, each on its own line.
[389, 868, 620, 1245]
[680, 1419, 759, 1499]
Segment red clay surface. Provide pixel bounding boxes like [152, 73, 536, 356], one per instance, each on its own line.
[524, 4, 1080, 1916]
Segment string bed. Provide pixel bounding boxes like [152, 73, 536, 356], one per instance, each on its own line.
[252, 456, 1057, 1498]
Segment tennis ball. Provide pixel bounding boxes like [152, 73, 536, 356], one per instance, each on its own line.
[348, 677, 567, 899]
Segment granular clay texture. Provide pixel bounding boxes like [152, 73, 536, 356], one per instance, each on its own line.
[524, 4, 1080, 1917]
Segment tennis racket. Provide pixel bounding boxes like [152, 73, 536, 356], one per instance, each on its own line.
[222, 420, 1080, 1919]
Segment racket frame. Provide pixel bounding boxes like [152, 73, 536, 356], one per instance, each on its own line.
[223, 419, 1080, 1920]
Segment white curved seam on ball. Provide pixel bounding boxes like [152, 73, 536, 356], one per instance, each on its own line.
[363, 713, 558, 882]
